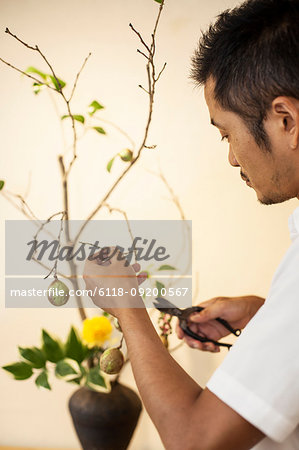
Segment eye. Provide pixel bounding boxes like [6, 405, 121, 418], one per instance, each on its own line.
[221, 135, 229, 142]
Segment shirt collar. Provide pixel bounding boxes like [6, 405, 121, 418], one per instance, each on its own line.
[288, 205, 299, 242]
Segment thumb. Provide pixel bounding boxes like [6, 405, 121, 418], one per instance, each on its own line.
[190, 302, 225, 323]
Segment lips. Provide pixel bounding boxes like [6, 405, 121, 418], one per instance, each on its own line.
[240, 171, 249, 182]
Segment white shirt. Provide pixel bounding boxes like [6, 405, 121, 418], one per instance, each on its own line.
[207, 205, 299, 450]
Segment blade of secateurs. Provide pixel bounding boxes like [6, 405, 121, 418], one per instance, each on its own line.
[153, 297, 183, 316]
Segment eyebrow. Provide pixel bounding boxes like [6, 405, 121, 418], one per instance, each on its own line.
[211, 118, 225, 129]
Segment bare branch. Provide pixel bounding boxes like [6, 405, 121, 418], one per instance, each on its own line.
[73, 2, 166, 247]
[64, 106, 78, 174]
[3, 190, 39, 221]
[58, 156, 87, 320]
[43, 212, 66, 279]
[158, 171, 185, 220]
[5, 28, 78, 172]
[5, 27, 36, 50]
[0, 57, 55, 91]
[129, 23, 150, 53]
[138, 84, 150, 94]
[137, 49, 149, 60]
[103, 203, 137, 263]
[5, 28, 63, 93]
[33, 211, 66, 241]
[151, 1, 165, 48]
[31, 256, 69, 279]
[69, 52, 92, 103]
[156, 62, 167, 82]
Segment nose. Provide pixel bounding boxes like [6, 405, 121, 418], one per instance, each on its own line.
[228, 145, 239, 167]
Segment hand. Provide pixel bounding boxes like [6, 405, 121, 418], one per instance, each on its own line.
[83, 246, 147, 317]
[176, 295, 265, 352]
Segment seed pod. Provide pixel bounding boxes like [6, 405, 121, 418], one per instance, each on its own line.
[100, 348, 124, 374]
[47, 279, 70, 307]
[119, 148, 133, 162]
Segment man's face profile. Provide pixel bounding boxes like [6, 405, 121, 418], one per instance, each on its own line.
[204, 78, 299, 206]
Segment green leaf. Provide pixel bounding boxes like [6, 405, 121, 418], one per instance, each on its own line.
[2, 362, 33, 380]
[32, 82, 44, 95]
[55, 358, 80, 381]
[35, 370, 51, 390]
[154, 0, 162, 3]
[42, 330, 64, 363]
[106, 157, 115, 173]
[65, 327, 85, 364]
[158, 265, 176, 271]
[86, 366, 108, 392]
[73, 115, 85, 123]
[25, 66, 47, 80]
[155, 281, 165, 297]
[88, 100, 104, 116]
[92, 126, 106, 135]
[18, 346, 46, 369]
[66, 364, 86, 385]
[67, 377, 82, 385]
[119, 149, 133, 162]
[0, 180, 5, 190]
[61, 114, 85, 124]
[49, 75, 66, 91]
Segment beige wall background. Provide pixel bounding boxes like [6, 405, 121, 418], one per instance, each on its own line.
[0, 0, 298, 448]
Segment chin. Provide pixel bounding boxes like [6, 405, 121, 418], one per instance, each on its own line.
[257, 191, 294, 206]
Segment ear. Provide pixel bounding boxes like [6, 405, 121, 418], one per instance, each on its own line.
[271, 97, 299, 150]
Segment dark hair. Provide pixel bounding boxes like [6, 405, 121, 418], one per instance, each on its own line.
[191, 0, 299, 150]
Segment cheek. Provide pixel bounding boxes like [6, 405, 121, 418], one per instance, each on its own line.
[232, 137, 262, 172]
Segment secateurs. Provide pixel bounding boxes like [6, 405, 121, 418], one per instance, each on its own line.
[154, 297, 241, 349]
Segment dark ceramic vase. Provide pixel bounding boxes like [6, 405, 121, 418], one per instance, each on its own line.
[69, 381, 142, 450]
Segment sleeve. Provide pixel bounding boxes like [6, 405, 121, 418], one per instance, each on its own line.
[206, 237, 299, 443]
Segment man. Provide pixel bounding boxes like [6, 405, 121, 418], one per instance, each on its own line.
[84, 0, 299, 448]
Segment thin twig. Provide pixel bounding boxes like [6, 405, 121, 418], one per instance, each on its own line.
[92, 117, 136, 151]
[3, 190, 39, 221]
[139, 84, 150, 94]
[4, 28, 79, 173]
[33, 211, 66, 241]
[129, 23, 150, 53]
[103, 202, 137, 263]
[0, 57, 55, 91]
[44, 212, 66, 279]
[5, 28, 62, 92]
[69, 52, 92, 103]
[5, 27, 35, 48]
[158, 170, 186, 220]
[32, 256, 69, 279]
[137, 49, 149, 60]
[156, 62, 167, 82]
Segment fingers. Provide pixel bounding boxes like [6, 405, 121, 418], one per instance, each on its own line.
[184, 337, 220, 353]
[176, 319, 185, 339]
[175, 319, 220, 352]
[190, 299, 226, 324]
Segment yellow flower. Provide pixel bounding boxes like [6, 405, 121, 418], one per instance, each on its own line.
[82, 316, 113, 347]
